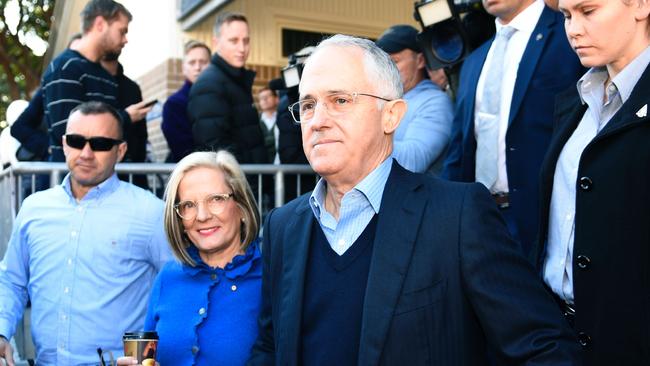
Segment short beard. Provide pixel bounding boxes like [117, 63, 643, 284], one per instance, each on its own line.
[104, 51, 121, 61]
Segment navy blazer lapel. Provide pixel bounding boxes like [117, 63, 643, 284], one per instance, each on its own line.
[358, 162, 427, 365]
[278, 198, 313, 365]
[509, 6, 556, 125]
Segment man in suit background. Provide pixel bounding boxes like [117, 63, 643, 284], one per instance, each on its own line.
[248, 34, 580, 365]
[442, 0, 583, 256]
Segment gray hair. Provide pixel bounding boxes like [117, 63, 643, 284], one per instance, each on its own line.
[308, 34, 403, 99]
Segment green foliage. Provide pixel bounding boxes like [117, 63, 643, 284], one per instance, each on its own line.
[0, 0, 55, 130]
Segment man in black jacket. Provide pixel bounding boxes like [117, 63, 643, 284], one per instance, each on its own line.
[101, 51, 149, 189]
[41, 0, 151, 162]
[188, 12, 267, 164]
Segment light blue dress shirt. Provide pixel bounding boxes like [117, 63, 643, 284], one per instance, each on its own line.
[544, 45, 650, 303]
[309, 158, 392, 255]
[392, 79, 453, 173]
[0, 173, 171, 366]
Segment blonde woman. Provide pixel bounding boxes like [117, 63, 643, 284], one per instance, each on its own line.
[536, 0, 650, 364]
[121, 151, 261, 365]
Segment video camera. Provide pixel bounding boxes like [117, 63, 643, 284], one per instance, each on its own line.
[414, 0, 494, 70]
[270, 47, 315, 91]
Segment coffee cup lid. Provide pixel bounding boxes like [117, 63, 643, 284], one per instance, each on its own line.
[123, 331, 159, 340]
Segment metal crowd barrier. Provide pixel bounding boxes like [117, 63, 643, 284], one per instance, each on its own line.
[1, 162, 316, 256]
[0, 161, 315, 365]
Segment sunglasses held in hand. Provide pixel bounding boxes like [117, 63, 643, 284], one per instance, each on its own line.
[64, 134, 123, 151]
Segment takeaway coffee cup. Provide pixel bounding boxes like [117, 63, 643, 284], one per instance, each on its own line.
[123, 331, 158, 366]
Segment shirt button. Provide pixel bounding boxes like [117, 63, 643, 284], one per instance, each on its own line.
[70, 231, 77, 237]
[578, 176, 593, 191]
[337, 239, 345, 247]
[198, 307, 205, 315]
[210, 274, 217, 281]
[191, 346, 199, 355]
[578, 332, 591, 347]
[67, 258, 73, 266]
[231, 285, 237, 292]
[77, 206, 83, 212]
[63, 287, 69, 294]
[61, 314, 67, 320]
[576, 255, 591, 270]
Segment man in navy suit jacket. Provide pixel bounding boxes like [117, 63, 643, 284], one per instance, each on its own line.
[442, 0, 584, 257]
[248, 34, 580, 365]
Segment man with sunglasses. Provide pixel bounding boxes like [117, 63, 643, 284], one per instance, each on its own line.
[0, 102, 172, 366]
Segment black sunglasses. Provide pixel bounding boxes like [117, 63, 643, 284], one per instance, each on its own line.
[64, 134, 123, 151]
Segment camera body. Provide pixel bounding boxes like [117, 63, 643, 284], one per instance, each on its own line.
[277, 48, 314, 90]
[414, 0, 494, 70]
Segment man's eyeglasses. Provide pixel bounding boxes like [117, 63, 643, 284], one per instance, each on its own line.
[64, 134, 123, 152]
[174, 193, 234, 220]
[288, 92, 391, 124]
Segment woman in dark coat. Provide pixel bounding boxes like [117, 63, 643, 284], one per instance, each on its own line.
[535, 1, 650, 365]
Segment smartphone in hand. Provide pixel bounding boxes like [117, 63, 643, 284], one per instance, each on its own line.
[142, 99, 158, 108]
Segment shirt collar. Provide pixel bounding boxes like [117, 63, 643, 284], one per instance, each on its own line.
[309, 157, 393, 219]
[61, 172, 121, 202]
[183, 239, 261, 279]
[261, 111, 277, 123]
[576, 67, 608, 105]
[577, 45, 650, 106]
[611, 45, 650, 104]
[495, 0, 544, 35]
[404, 79, 440, 99]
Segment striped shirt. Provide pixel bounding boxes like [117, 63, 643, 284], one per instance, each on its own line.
[41, 49, 129, 161]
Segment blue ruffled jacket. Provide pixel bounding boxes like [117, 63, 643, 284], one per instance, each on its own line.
[144, 239, 262, 365]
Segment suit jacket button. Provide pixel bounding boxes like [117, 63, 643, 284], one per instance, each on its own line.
[192, 345, 199, 355]
[578, 332, 591, 347]
[579, 176, 593, 191]
[576, 255, 591, 269]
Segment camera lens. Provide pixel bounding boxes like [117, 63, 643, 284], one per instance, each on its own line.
[430, 23, 464, 63]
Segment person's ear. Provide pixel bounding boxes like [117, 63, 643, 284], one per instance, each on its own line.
[94, 16, 107, 33]
[116, 141, 127, 162]
[211, 35, 220, 52]
[634, 0, 650, 22]
[416, 52, 426, 70]
[381, 99, 407, 135]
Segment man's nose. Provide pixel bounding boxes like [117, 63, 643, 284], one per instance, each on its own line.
[308, 102, 331, 129]
[79, 142, 95, 158]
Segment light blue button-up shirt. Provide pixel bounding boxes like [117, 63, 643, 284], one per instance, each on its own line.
[544, 45, 650, 303]
[309, 158, 392, 255]
[0, 173, 171, 366]
[392, 79, 453, 173]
